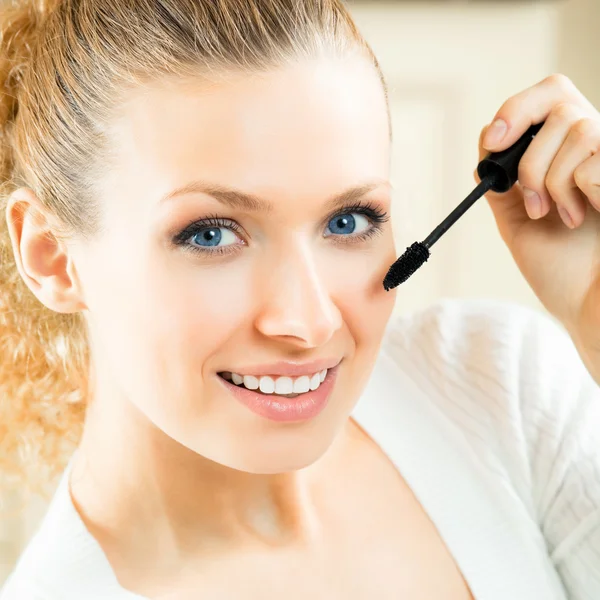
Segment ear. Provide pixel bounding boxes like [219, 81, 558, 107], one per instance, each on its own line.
[5, 187, 87, 314]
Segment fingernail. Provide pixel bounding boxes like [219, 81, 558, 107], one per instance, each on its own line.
[557, 205, 574, 228]
[484, 119, 508, 149]
[523, 188, 542, 219]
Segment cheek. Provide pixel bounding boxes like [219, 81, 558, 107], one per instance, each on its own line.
[137, 258, 255, 372]
[82, 242, 254, 418]
[326, 242, 397, 346]
[155, 268, 254, 368]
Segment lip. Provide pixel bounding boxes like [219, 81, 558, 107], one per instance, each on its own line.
[220, 357, 342, 378]
[217, 363, 341, 423]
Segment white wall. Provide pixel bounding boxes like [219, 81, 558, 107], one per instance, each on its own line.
[557, 0, 600, 108]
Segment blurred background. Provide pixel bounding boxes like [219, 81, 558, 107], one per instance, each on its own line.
[1, 0, 599, 586]
[350, 0, 600, 320]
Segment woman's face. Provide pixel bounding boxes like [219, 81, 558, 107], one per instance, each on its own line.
[75, 56, 396, 473]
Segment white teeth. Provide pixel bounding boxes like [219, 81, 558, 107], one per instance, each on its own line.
[259, 377, 275, 394]
[274, 377, 294, 394]
[243, 375, 259, 390]
[309, 373, 320, 391]
[225, 369, 330, 395]
[293, 376, 310, 394]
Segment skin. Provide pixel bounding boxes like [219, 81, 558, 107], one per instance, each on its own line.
[7, 52, 600, 597]
[8, 55, 420, 595]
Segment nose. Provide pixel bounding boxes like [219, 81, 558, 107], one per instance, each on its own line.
[253, 243, 343, 349]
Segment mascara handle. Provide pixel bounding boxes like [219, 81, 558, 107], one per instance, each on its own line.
[477, 121, 544, 193]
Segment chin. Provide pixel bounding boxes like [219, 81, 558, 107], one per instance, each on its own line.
[241, 451, 327, 475]
[214, 424, 344, 475]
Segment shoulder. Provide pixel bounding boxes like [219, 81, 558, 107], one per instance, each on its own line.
[383, 296, 570, 362]
[380, 296, 598, 439]
[381, 296, 588, 410]
[381, 297, 600, 528]
[0, 571, 52, 600]
[381, 299, 600, 593]
[0, 462, 115, 600]
[0, 523, 66, 600]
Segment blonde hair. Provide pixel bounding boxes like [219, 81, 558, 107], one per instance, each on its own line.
[0, 0, 386, 506]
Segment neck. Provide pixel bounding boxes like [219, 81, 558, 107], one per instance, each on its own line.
[68, 384, 352, 564]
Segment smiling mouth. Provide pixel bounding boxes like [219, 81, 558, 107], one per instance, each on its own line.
[217, 368, 330, 399]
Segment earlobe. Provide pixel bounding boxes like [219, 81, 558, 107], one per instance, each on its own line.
[5, 187, 87, 314]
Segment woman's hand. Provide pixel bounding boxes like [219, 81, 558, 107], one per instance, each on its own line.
[474, 74, 600, 384]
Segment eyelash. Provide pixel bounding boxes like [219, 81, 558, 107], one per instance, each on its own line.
[171, 200, 391, 257]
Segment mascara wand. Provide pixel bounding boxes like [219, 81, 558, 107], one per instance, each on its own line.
[383, 122, 545, 291]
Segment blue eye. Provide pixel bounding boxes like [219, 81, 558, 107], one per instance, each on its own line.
[191, 227, 238, 248]
[326, 213, 370, 236]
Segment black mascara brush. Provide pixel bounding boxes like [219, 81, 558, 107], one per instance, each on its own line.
[383, 121, 545, 291]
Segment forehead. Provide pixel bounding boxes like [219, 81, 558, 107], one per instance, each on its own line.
[106, 57, 390, 205]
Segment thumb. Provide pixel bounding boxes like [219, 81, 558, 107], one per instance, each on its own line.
[474, 124, 530, 244]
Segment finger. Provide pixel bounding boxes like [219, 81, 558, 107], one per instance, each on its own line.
[483, 73, 597, 152]
[476, 124, 531, 240]
[476, 124, 490, 165]
[546, 116, 600, 228]
[518, 102, 588, 221]
[573, 137, 600, 214]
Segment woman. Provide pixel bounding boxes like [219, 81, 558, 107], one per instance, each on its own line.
[1, 0, 600, 598]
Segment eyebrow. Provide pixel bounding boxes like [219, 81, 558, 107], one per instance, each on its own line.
[159, 179, 390, 213]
